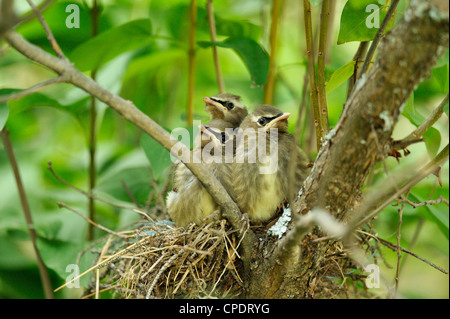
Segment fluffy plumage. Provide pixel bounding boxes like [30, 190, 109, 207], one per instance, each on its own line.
[231, 105, 309, 222]
[167, 119, 234, 227]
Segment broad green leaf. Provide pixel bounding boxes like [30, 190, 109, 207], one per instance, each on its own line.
[423, 127, 441, 158]
[141, 134, 172, 180]
[431, 64, 449, 93]
[215, 18, 262, 41]
[6, 92, 90, 134]
[198, 37, 269, 86]
[338, 0, 395, 44]
[402, 93, 442, 157]
[326, 60, 356, 94]
[69, 19, 152, 71]
[409, 191, 449, 240]
[165, 5, 261, 42]
[36, 237, 93, 288]
[97, 166, 154, 205]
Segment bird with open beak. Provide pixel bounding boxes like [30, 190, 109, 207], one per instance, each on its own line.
[202, 93, 248, 128]
[231, 104, 309, 222]
[167, 119, 234, 227]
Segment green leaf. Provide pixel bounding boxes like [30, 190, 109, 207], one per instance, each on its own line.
[431, 64, 449, 93]
[409, 191, 449, 240]
[69, 19, 152, 71]
[423, 127, 441, 158]
[141, 134, 172, 180]
[6, 92, 90, 133]
[402, 92, 442, 158]
[198, 37, 269, 86]
[0, 101, 9, 131]
[338, 0, 395, 44]
[325, 60, 356, 94]
[97, 166, 154, 205]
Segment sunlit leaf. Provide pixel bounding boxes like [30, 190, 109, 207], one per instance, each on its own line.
[97, 166, 153, 205]
[431, 64, 449, 93]
[141, 134, 172, 180]
[402, 93, 442, 158]
[326, 60, 356, 94]
[409, 191, 449, 240]
[338, 0, 395, 44]
[69, 19, 152, 71]
[198, 37, 269, 86]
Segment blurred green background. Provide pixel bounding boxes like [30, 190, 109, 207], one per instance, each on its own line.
[0, 0, 448, 298]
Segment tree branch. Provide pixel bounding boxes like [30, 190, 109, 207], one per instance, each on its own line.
[263, 0, 281, 105]
[404, 93, 449, 142]
[186, 0, 197, 126]
[293, 0, 449, 221]
[0, 128, 54, 299]
[206, 0, 225, 94]
[3, 30, 245, 233]
[303, 0, 322, 152]
[317, 0, 330, 132]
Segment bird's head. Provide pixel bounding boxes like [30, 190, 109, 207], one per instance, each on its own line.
[198, 119, 234, 149]
[240, 104, 290, 133]
[203, 93, 248, 127]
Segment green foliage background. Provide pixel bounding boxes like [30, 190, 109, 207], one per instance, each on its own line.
[0, 0, 448, 298]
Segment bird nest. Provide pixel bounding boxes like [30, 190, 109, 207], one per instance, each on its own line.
[87, 217, 245, 299]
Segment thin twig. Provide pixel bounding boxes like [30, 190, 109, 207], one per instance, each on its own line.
[263, 0, 281, 105]
[317, 0, 330, 132]
[146, 249, 184, 299]
[403, 195, 449, 208]
[349, 144, 449, 231]
[120, 179, 141, 208]
[357, 230, 449, 275]
[186, 0, 197, 126]
[47, 161, 137, 211]
[57, 202, 127, 238]
[346, 41, 369, 99]
[16, 0, 54, 27]
[88, 0, 100, 241]
[0, 128, 54, 299]
[206, 0, 225, 93]
[0, 76, 66, 103]
[26, 0, 64, 58]
[395, 192, 407, 298]
[303, 0, 322, 152]
[359, 0, 400, 77]
[404, 93, 449, 142]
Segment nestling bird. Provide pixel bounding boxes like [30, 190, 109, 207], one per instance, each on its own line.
[203, 93, 248, 128]
[167, 119, 234, 227]
[231, 105, 309, 222]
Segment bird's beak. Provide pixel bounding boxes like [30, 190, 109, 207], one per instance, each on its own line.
[266, 112, 290, 129]
[200, 125, 221, 142]
[203, 96, 227, 111]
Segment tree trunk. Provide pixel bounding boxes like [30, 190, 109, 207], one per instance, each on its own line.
[242, 0, 449, 299]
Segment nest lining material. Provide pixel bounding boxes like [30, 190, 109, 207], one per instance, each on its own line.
[88, 217, 245, 299]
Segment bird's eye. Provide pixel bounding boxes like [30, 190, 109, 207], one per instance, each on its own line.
[258, 117, 267, 126]
[225, 102, 234, 110]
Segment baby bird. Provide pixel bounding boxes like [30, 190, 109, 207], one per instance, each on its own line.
[167, 119, 234, 227]
[231, 105, 309, 222]
[203, 93, 248, 128]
